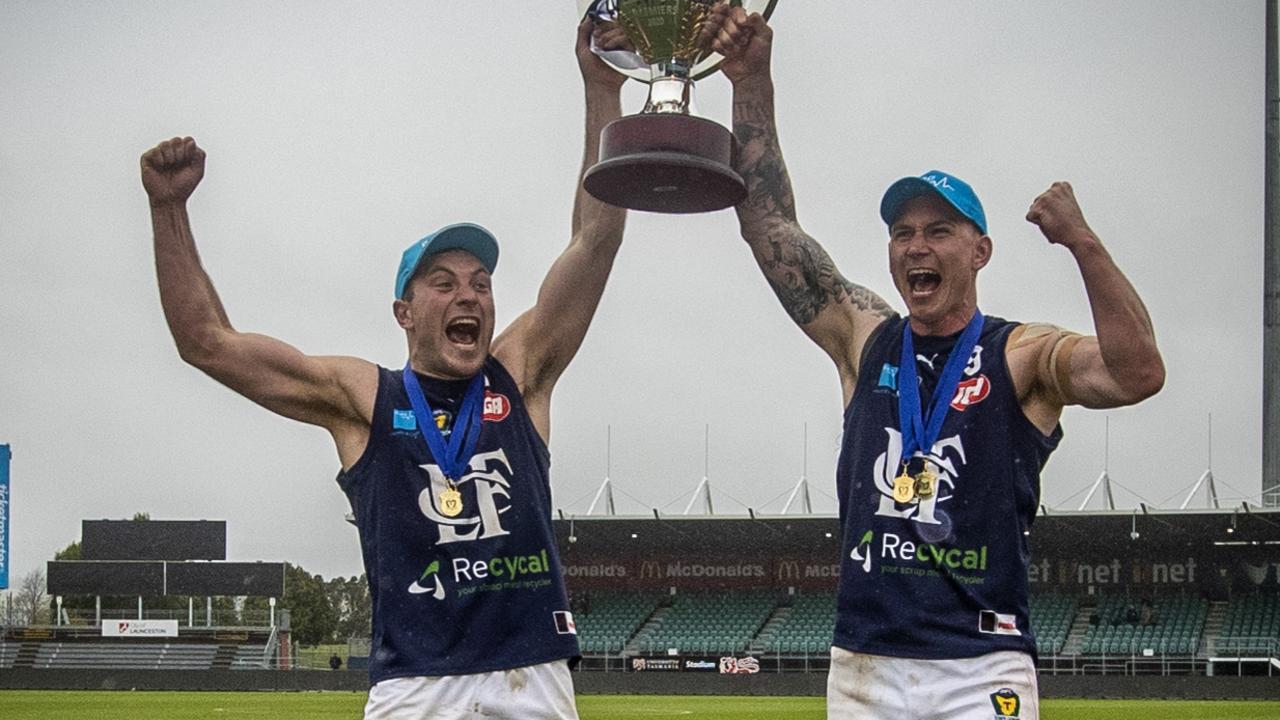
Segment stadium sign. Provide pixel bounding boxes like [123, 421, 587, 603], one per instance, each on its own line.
[639, 560, 662, 580]
[560, 547, 1280, 595]
[0, 444, 8, 590]
[565, 555, 837, 590]
[630, 656, 681, 672]
[628, 655, 760, 673]
[719, 656, 761, 674]
[102, 620, 179, 637]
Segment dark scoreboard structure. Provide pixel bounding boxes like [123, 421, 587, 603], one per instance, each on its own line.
[48, 520, 283, 598]
[81, 519, 225, 561]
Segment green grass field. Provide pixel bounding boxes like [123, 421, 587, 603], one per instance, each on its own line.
[0, 692, 1277, 719]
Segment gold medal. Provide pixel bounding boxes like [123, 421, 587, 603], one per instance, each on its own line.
[915, 463, 937, 500]
[892, 473, 916, 504]
[439, 484, 463, 518]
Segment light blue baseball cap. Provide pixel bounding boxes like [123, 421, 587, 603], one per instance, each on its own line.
[879, 170, 988, 235]
[395, 223, 499, 300]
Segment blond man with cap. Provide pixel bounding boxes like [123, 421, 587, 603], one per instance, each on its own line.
[142, 20, 626, 720]
[708, 5, 1164, 719]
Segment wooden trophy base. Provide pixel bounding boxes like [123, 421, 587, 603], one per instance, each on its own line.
[583, 113, 746, 214]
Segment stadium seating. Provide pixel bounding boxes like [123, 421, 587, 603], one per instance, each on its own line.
[633, 590, 776, 655]
[1079, 594, 1207, 655]
[570, 590, 662, 654]
[1216, 593, 1280, 656]
[0, 638, 17, 669]
[756, 593, 835, 656]
[1030, 592, 1077, 656]
[31, 642, 219, 670]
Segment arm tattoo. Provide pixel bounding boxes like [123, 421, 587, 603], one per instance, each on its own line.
[734, 99, 796, 222]
[733, 91, 894, 331]
[759, 226, 895, 327]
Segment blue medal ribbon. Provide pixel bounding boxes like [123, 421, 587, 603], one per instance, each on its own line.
[897, 310, 985, 464]
[402, 364, 485, 482]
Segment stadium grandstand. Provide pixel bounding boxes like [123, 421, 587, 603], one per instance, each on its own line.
[2, 519, 287, 678]
[552, 509, 1280, 681]
[4, 508, 1280, 698]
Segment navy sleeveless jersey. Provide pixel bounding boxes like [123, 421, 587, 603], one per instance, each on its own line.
[337, 357, 578, 684]
[834, 315, 1061, 660]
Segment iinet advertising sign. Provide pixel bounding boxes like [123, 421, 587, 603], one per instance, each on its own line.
[102, 620, 179, 638]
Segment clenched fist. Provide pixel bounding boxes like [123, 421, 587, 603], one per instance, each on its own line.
[141, 136, 205, 206]
[1026, 181, 1097, 251]
[706, 3, 773, 86]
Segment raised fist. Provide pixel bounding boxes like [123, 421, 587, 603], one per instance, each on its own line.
[1026, 181, 1096, 250]
[141, 136, 205, 205]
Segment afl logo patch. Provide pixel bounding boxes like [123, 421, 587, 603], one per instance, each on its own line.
[950, 375, 991, 411]
[483, 391, 511, 422]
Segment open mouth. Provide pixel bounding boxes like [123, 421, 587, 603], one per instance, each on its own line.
[445, 318, 480, 347]
[907, 269, 941, 297]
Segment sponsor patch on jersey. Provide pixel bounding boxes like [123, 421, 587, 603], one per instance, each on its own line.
[483, 391, 511, 422]
[553, 610, 577, 635]
[392, 409, 417, 431]
[990, 687, 1021, 717]
[877, 363, 899, 391]
[950, 375, 991, 411]
[979, 610, 1022, 636]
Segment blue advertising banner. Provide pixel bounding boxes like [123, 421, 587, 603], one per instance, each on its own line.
[0, 444, 9, 589]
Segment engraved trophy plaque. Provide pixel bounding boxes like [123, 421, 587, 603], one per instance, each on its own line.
[579, 0, 779, 213]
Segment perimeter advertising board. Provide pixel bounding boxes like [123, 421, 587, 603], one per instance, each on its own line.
[629, 655, 761, 674]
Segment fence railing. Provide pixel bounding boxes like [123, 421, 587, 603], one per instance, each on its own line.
[1213, 635, 1279, 657]
[54, 608, 276, 628]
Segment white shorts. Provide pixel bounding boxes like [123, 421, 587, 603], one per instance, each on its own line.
[364, 660, 579, 720]
[827, 646, 1039, 720]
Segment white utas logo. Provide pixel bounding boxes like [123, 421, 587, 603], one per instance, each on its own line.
[417, 449, 513, 544]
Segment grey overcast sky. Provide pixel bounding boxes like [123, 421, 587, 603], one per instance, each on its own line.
[0, 1, 1268, 584]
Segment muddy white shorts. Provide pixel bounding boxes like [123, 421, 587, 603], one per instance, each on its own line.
[364, 659, 579, 720]
[827, 646, 1039, 720]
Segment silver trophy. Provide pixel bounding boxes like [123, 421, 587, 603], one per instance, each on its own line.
[579, 0, 779, 213]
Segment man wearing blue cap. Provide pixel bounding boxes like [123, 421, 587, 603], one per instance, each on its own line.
[142, 20, 626, 720]
[709, 6, 1164, 719]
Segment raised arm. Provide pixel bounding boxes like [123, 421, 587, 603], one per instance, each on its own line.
[142, 138, 375, 464]
[710, 6, 893, 401]
[1012, 182, 1165, 430]
[492, 18, 627, 435]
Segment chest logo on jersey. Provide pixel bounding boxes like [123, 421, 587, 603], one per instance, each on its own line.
[483, 391, 511, 422]
[873, 343, 987, 398]
[408, 547, 556, 600]
[417, 448, 514, 545]
[872, 427, 967, 527]
[392, 408, 454, 435]
[392, 409, 417, 431]
[950, 375, 991, 411]
[876, 364, 899, 391]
